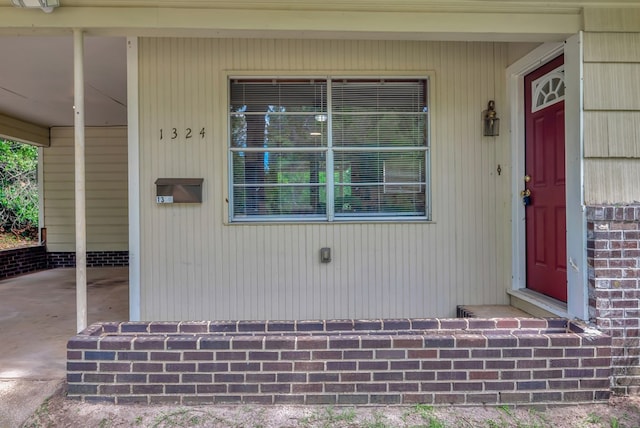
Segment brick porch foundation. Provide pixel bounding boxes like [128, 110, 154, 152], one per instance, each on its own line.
[47, 251, 129, 268]
[587, 205, 640, 395]
[67, 318, 611, 405]
[0, 245, 46, 279]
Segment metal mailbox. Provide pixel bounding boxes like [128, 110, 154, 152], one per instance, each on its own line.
[155, 178, 204, 204]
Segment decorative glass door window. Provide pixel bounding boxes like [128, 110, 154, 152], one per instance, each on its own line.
[228, 77, 430, 222]
[531, 65, 565, 113]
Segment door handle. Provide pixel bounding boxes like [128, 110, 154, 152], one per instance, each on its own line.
[521, 188, 531, 206]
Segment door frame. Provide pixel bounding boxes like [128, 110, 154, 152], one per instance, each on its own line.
[506, 35, 588, 320]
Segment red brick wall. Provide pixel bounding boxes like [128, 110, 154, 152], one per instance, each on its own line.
[587, 205, 640, 395]
[67, 319, 611, 405]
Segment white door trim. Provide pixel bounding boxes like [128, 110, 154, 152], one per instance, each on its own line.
[564, 33, 588, 320]
[506, 37, 587, 320]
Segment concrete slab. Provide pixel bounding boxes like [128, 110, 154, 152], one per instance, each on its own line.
[0, 267, 128, 427]
[0, 379, 63, 428]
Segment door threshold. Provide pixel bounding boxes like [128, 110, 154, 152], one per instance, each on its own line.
[507, 288, 569, 318]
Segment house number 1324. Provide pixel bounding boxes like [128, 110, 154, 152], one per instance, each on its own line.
[160, 128, 206, 140]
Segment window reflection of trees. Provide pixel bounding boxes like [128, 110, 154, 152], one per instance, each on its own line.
[229, 79, 428, 220]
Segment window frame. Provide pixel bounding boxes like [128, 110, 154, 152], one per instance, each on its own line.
[227, 73, 432, 223]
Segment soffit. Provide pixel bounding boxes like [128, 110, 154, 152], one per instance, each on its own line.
[0, 36, 126, 129]
[0, 0, 634, 132]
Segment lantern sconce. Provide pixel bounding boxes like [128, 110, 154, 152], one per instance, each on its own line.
[482, 100, 500, 137]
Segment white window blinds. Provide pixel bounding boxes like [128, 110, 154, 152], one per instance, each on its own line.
[229, 77, 429, 221]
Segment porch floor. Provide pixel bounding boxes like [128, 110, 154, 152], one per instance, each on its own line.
[0, 267, 128, 427]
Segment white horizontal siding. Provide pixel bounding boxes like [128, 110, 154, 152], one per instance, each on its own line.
[584, 32, 640, 63]
[584, 7, 640, 32]
[138, 38, 513, 321]
[584, 111, 640, 158]
[43, 126, 128, 252]
[584, 63, 640, 111]
[585, 159, 640, 204]
[583, 32, 640, 204]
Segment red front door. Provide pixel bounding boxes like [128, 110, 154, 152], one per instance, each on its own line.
[524, 55, 567, 302]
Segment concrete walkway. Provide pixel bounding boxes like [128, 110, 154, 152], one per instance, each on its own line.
[0, 267, 128, 428]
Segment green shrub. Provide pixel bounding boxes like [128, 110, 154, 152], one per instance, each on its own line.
[0, 139, 38, 238]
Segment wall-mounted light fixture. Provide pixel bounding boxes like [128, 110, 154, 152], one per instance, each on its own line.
[320, 247, 331, 263]
[482, 100, 500, 137]
[11, 0, 59, 13]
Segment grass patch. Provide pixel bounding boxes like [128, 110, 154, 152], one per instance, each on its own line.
[361, 410, 390, 428]
[299, 406, 358, 428]
[22, 396, 52, 428]
[482, 406, 549, 428]
[151, 408, 226, 428]
[413, 404, 447, 428]
[585, 412, 604, 425]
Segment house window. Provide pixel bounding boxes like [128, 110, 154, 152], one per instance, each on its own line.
[229, 77, 430, 222]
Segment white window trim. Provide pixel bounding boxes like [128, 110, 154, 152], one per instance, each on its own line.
[225, 73, 432, 224]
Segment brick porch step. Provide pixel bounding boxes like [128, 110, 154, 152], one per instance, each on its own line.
[68, 317, 611, 405]
[457, 305, 534, 318]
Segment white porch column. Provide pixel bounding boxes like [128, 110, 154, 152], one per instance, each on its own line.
[73, 28, 87, 332]
[127, 37, 141, 321]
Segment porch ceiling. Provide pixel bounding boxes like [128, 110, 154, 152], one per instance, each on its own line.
[0, 36, 126, 128]
[0, 0, 635, 130]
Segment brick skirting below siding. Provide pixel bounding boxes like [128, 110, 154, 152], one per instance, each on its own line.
[587, 205, 640, 395]
[47, 251, 129, 268]
[67, 318, 611, 405]
[0, 245, 46, 279]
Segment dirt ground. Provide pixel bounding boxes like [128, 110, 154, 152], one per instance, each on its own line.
[22, 387, 640, 428]
[0, 231, 37, 250]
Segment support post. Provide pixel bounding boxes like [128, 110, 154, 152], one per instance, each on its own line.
[127, 37, 141, 321]
[73, 28, 87, 333]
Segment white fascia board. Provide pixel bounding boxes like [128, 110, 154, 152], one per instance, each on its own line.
[0, 113, 50, 147]
[0, 7, 580, 42]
